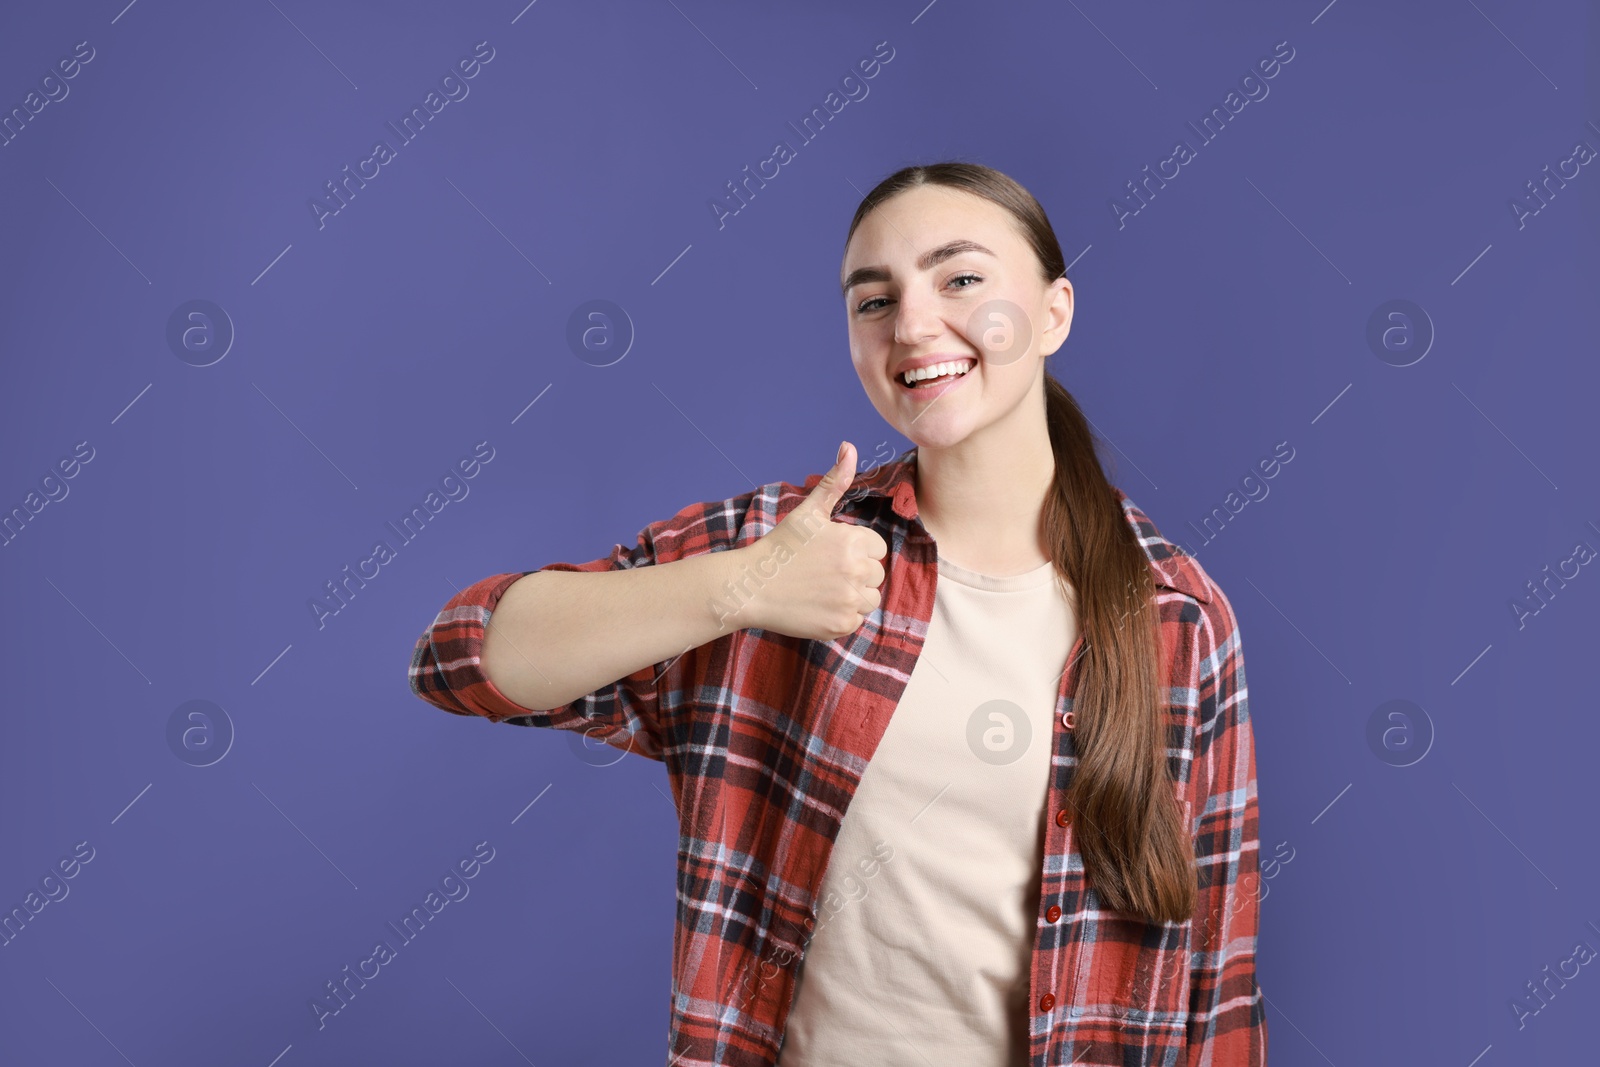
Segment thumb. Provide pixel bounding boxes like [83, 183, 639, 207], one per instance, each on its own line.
[806, 440, 857, 517]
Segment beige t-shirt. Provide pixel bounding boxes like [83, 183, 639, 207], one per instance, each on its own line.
[777, 553, 1078, 1067]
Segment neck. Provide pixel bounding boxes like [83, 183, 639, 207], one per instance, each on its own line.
[912, 412, 1056, 574]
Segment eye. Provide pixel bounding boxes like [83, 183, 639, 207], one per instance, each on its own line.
[853, 272, 984, 315]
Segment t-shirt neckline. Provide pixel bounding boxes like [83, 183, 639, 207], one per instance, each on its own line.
[935, 554, 1057, 592]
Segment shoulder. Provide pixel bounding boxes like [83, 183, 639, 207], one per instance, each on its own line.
[1113, 487, 1241, 674]
[1180, 550, 1244, 684]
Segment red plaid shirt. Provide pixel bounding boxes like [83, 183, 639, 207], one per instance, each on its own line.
[408, 447, 1267, 1066]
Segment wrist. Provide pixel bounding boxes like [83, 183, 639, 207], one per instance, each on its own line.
[704, 544, 763, 635]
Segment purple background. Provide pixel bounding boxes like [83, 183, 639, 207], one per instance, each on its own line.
[1, 1, 1595, 1064]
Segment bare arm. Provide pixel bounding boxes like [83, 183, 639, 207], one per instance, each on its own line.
[480, 545, 755, 712]
[419, 441, 877, 725]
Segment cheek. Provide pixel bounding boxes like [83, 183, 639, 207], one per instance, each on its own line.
[988, 360, 1045, 414]
[846, 328, 884, 378]
[845, 328, 863, 366]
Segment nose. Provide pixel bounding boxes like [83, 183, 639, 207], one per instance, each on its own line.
[892, 287, 942, 348]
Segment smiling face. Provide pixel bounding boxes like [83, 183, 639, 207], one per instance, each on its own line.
[840, 183, 1074, 450]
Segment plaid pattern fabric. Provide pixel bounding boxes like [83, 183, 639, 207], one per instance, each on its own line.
[408, 446, 1267, 1066]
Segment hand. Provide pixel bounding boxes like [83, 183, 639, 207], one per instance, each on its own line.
[737, 441, 888, 642]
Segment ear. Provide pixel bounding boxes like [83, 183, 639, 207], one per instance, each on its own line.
[1041, 277, 1074, 357]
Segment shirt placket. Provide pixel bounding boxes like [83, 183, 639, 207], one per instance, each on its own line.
[1033, 630, 1088, 1062]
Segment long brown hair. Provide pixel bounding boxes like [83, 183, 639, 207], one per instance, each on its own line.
[843, 162, 1195, 925]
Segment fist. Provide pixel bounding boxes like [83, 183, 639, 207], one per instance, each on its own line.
[737, 441, 889, 642]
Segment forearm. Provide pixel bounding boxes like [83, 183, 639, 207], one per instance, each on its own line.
[480, 546, 753, 711]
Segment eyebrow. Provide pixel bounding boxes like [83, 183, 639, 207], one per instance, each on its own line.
[840, 238, 996, 297]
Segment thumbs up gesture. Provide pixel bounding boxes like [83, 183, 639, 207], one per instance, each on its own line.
[736, 442, 889, 642]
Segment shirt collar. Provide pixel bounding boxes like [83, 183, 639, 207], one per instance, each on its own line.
[830, 446, 1212, 605]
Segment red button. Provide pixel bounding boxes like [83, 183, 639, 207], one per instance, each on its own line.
[1062, 711, 1075, 730]
[1038, 993, 1056, 1012]
[1055, 808, 1071, 827]
[1046, 905, 1062, 922]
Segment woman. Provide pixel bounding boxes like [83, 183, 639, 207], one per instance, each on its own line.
[408, 162, 1267, 1066]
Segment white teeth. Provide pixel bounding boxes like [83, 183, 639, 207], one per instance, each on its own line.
[901, 359, 975, 386]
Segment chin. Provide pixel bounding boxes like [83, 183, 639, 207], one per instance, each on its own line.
[906, 428, 970, 451]
[863, 391, 962, 449]
[897, 415, 976, 451]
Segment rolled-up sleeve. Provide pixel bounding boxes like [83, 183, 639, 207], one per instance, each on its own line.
[1184, 583, 1268, 1066]
[406, 570, 541, 722]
